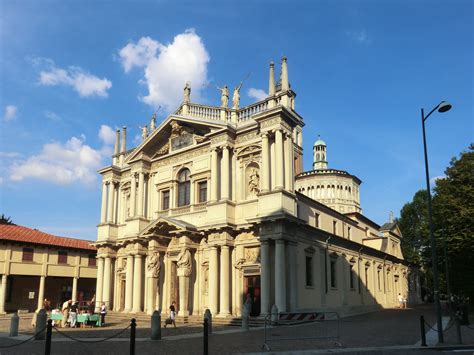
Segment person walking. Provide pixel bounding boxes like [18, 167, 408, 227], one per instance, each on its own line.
[164, 301, 177, 328]
[100, 302, 107, 326]
[397, 293, 404, 309]
[61, 299, 72, 327]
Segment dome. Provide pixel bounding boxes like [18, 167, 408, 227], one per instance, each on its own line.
[313, 135, 326, 146]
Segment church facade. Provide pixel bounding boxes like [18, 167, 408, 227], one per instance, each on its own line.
[94, 58, 421, 318]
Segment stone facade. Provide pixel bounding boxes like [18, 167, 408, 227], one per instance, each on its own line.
[94, 58, 421, 317]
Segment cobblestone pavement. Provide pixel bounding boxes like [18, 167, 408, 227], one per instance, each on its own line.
[0, 304, 472, 354]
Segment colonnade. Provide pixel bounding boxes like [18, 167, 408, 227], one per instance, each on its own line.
[298, 183, 359, 200]
[210, 146, 232, 202]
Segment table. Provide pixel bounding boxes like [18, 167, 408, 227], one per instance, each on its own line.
[76, 314, 101, 328]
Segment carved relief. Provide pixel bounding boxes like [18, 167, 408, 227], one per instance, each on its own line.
[245, 162, 260, 198]
[147, 252, 161, 278]
[235, 131, 259, 144]
[156, 147, 208, 168]
[244, 247, 260, 263]
[156, 142, 170, 156]
[233, 258, 246, 270]
[116, 258, 126, 273]
[260, 117, 280, 129]
[177, 248, 192, 277]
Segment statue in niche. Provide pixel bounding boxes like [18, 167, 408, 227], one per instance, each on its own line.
[177, 248, 192, 277]
[140, 124, 149, 141]
[183, 82, 191, 103]
[248, 168, 260, 195]
[216, 85, 229, 108]
[147, 252, 161, 278]
[116, 258, 126, 273]
[232, 81, 243, 109]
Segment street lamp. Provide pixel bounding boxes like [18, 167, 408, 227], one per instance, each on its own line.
[421, 100, 452, 344]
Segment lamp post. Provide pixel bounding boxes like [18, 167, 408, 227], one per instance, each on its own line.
[421, 100, 452, 344]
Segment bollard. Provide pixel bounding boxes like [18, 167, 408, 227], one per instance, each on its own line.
[44, 319, 52, 355]
[241, 303, 249, 331]
[203, 318, 209, 355]
[420, 315, 427, 347]
[130, 318, 136, 355]
[9, 312, 19, 337]
[455, 316, 462, 344]
[35, 309, 47, 340]
[271, 305, 278, 326]
[204, 309, 212, 335]
[151, 310, 161, 340]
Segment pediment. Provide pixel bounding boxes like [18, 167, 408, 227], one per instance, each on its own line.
[126, 116, 225, 163]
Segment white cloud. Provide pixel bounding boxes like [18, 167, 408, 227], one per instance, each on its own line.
[346, 30, 370, 44]
[3, 105, 18, 121]
[0, 152, 21, 158]
[431, 175, 446, 184]
[247, 88, 267, 101]
[99, 124, 116, 145]
[8, 125, 114, 185]
[119, 29, 210, 112]
[44, 110, 61, 121]
[38, 60, 112, 98]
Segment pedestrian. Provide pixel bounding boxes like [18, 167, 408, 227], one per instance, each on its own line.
[61, 299, 72, 327]
[69, 301, 79, 328]
[164, 301, 177, 328]
[403, 294, 408, 309]
[397, 293, 404, 309]
[100, 302, 107, 326]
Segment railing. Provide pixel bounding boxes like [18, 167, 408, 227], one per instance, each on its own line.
[187, 104, 222, 121]
[238, 100, 269, 122]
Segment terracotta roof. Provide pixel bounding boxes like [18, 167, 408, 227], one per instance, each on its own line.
[0, 224, 96, 251]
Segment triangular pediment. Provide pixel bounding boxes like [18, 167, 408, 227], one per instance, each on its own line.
[126, 115, 227, 163]
[139, 216, 199, 238]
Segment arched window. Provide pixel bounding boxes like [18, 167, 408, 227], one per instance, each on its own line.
[177, 169, 191, 207]
[316, 153, 320, 161]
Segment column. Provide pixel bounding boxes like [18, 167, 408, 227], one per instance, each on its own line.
[221, 146, 230, 200]
[147, 275, 155, 315]
[107, 182, 115, 223]
[132, 255, 143, 312]
[275, 240, 287, 312]
[219, 245, 230, 316]
[95, 257, 104, 310]
[261, 133, 270, 192]
[72, 277, 78, 302]
[287, 135, 295, 191]
[137, 172, 145, 216]
[210, 149, 219, 202]
[0, 274, 7, 314]
[130, 174, 137, 217]
[100, 183, 107, 223]
[103, 257, 112, 307]
[36, 276, 45, 311]
[288, 242, 298, 311]
[209, 246, 219, 315]
[260, 241, 270, 314]
[124, 255, 134, 312]
[275, 130, 284, 189]
[178, 272, 190, 316]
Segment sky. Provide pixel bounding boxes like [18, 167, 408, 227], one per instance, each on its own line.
[0, 0, 472, 240]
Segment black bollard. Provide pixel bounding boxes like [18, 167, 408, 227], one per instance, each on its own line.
[9, 312, 19, 337]
[420, 315, 427, 347]
[45, 319, 52, 355]
[35, 309, 47, 340]
[130, 318, 136, 355]
[203, 318, 209, 355]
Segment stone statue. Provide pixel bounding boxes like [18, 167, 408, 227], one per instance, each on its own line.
[147, 252, 161, 278]
[232, 82, 243, 109]
[177, 248, 192, 277]
[140, 125, 149, 141]
[217, 85, 229, 108]
[248, 168, 260, 195]
[150, 114, 156, 131]
[183, 82, 191, 103]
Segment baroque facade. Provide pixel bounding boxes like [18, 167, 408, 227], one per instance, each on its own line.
[94, 57, 421, 317]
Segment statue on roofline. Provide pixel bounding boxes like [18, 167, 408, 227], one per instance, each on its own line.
[183, 82, 191, 103]
[232, 81, 243, 110]
[139, 124, 149, 141]
[216, 85, 229, 108]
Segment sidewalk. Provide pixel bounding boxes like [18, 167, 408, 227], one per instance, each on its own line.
[0, 304, 472, 354]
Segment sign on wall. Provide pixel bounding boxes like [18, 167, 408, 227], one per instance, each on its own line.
[28, 291, 35, 299]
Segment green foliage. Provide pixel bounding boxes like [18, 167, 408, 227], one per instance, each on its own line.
[0, 214, 15, 225]
[398, 144, 474, 299]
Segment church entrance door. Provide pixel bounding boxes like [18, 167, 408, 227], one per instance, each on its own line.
[244, 276, 261, 316]
[120, 277, 126, 311]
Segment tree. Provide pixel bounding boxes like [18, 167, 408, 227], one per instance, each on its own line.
[0, 214, 15, 225]
[398, 144, 474, 301]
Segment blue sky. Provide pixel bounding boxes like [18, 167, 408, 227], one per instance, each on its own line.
[0, 0, 472, 240]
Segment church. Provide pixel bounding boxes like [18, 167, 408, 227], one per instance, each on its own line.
[94, 57, 421, 318]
